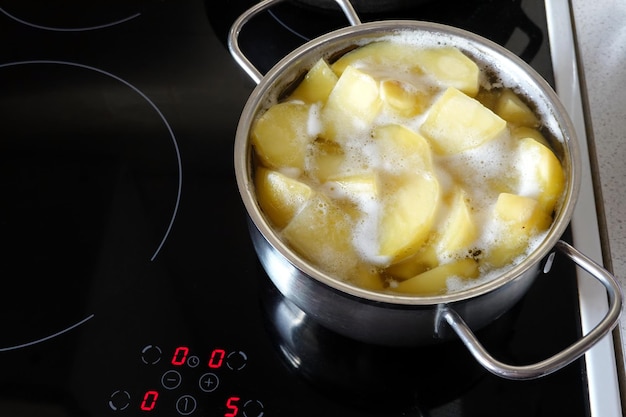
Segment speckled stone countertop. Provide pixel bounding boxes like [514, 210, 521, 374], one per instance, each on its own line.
[572, 0, 626, 375]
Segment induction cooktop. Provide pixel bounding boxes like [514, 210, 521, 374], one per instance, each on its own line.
[0, 1, 621, 416]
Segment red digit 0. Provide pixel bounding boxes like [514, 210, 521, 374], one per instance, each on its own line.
[140, 390, 159, 411]
[171, 346, 189, 366]
[208, 348, 226, 369]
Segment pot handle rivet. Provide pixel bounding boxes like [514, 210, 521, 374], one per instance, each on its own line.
[228, 0, 361, 84]
[439, 239, 622, 380]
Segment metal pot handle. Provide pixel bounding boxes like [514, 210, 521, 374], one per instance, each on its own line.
[228, 0, 361, 84]
[439, 239, 622, 380]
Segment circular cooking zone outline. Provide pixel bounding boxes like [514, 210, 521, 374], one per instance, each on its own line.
[0, 6, 140, 31]
[267, 9, 309, 41]
[0, 60, 183, 261]
[0, 314, 95, 352]
[0, 60, 182, 351]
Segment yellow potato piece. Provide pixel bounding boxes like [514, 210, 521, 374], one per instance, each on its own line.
[323, 173, 379, 203]
[282, 193, 358, 276]
[380, 79, 431, 117]
[487, 193, 551, 267]
[495, 89, 540, 127]
[413, 46, 480, 97]
[372, 124, 434, 173]
[251, 101, 313, 170]
[420, 87, 507, 155]
[255, 167, 313, 229]
[494, 193, 551, 229]
[511, 126, 550, 148]
[321, 66, 382, 142]
[384, 244, 439, 280]
[307, 138, 346, 183]
[395, 258, 479, 295]
[436, 188, 478, 256]
[378, 173, 440, 262]
[330, 41, 423, 76]
[518, 137, 565, 214]
[350, 264, 385, 291]
[289, 58, 338, 104]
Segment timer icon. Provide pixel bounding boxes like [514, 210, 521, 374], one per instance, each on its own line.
[186, 355, 200, 368]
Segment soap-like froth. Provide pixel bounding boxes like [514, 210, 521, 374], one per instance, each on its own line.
[254, 32, 566, 295]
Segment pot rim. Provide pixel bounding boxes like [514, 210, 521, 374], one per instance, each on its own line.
[234, 19, 582, 306]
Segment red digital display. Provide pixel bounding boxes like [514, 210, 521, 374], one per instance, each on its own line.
[169, 346, 228, 369]
[137, 346, 254, 415]
[224, 396, 240, 417]
[171, 346, 189, 366]
[140, 390, 159, 411]
[208, 348, 226, 369]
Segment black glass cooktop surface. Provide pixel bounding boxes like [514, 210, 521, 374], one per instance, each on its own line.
[0, 1, 590, 416]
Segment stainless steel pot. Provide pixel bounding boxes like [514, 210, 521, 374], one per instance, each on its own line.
[228, 0, 622, 380]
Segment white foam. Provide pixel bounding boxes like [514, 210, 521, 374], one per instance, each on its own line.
[306, 102, 322, 137]
[261, 33, 565, 294]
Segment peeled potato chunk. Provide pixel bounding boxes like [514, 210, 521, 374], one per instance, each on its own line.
[413, 46, 480, 97]
[511, 126, 550, 148]
[378, 173, 440, 262]
[495, 89, 540, 127]
[487, 193, 552, 267]
[350, 264, 385, 291]
[372, 124, 434, 173]
[436, 187, 478, 256]
[380, 79, 431, 117]
[420, 87, 507, 155]
[289, 58, 338, 104]
[493, 193, 551, 229]
[323, 173, 379, 203]
[251, 101, 313, 170]
[282, 193, 357, 277]
[330, 41, 423, 76]
[307, 138, 346, 183]
[517, 137, 565, 215]
[321, 65, 382, 142]
[384, 244, 439, 280]
[395, 258, 479, 295]
[255, 167, 313, 229]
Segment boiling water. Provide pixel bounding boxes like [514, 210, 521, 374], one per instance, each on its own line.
[257, 33, 565, 295]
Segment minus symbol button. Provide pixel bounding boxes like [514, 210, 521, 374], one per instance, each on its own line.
[161, 370, 182, 390]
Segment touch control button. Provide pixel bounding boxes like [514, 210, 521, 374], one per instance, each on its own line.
[161, 370, 182, 390]
[108, 390, 131, 411]
[141, 344, 162, 365]
[243, 399, 264, 417]
[176, 395, 197, 415]
[226, 351, 248, 371]
[198, 373, 219, 392]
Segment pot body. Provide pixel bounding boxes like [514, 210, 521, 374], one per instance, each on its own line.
[234, 20, 581, 347]
[249, 218, 541, 346]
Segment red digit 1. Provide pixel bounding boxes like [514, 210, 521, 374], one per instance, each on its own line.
[224, 396, 240, 417]
[140, 390, 159, 411]
[172, 346, 189, 366]
[208, 348, 226, 369]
